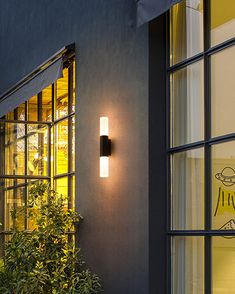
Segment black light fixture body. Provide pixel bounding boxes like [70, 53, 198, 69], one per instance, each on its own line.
[100, 135, 111, 157]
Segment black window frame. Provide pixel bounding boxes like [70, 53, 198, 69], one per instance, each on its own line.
[0, 53, 76, 241]
[167, 1, 235, 293]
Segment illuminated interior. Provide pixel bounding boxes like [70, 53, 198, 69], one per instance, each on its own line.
[170, 1, 235, 293]
[0, 58, 75, 242]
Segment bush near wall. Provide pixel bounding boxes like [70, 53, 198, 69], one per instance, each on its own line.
[0, 182, 102, 294]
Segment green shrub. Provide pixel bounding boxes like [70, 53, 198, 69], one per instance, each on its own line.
[0, 182, 102, 294]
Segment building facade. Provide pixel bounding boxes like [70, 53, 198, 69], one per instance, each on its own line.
[0, 0, 235, 293]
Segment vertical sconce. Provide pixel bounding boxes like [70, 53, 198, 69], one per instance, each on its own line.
[100, 117, 111, 177]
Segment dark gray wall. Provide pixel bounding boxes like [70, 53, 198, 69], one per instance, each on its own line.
[0, 1, 149, 293]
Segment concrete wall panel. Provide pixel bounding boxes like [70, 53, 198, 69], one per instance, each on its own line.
[0, 1, 149, 293]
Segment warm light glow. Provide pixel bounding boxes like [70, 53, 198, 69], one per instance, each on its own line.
[100, 117, 109, 136]
[100, 156, 109, 178]
[34, 153, 39, 159]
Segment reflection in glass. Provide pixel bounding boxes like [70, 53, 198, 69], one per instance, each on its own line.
[171, 148, 204, 230]
[212, 142, 235, 230]
[27, 124, 48, 176]
[211, 46, 235, 137]
[55, 120, 68, 175]
[170, 0, 203, 65]
[212, 237, 235, 294]
[211, 0, 235, 47]
[171, 61, 204, 147]
[56, 68, 68, 119]
[172, 237, 204, 294]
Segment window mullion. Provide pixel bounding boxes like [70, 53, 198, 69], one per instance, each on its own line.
[204, 1, 212, 293]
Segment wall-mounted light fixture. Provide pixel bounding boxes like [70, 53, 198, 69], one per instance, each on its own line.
[100, 117, 111, 177]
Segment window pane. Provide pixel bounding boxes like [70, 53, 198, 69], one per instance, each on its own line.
[50, 126, 54, 177]
[211, 0, 235, 47]
[211, 46, 235, 137]
[72, 62, 75, 112]
[0, 180, 4, 228]
[5, 110, 14, 120]
[171, 61, 204, 147]
[0, 235, 4, 257]
[72, 116, 75, 172]
[170, 0, 203, 65]
[55, 68, 68, 119]
[16, 103, 26, 120]
[27, 124, 48, 176]
[172, 236, 204, 294]
[212, 237, 235, 294]
[212, 141, 235, 230]
[28, 95, 38, 121]
[41, 86, 52, 121]
[5, 189, 14, 230]
[4, 123, 25, 176]
[55, 120, 68, 175]
[5, 179, 26, 231]
[27, 179, 49, 230]
[55, 177, 68, 198]
[71, 175, 75, 209]
[171, 148, 204, 230]
[67, 176, 75, 209]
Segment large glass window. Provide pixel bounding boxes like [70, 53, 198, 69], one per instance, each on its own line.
[0, 57, 76, 244]
[169, 1, 235, 293]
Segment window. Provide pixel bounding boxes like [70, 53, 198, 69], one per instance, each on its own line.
[169, 1, 235, 293]
[0, 57, 75, 247]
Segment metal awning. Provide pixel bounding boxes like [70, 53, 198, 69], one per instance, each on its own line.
[0, 45, 74, 118]
[137, 0, 182, 26]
